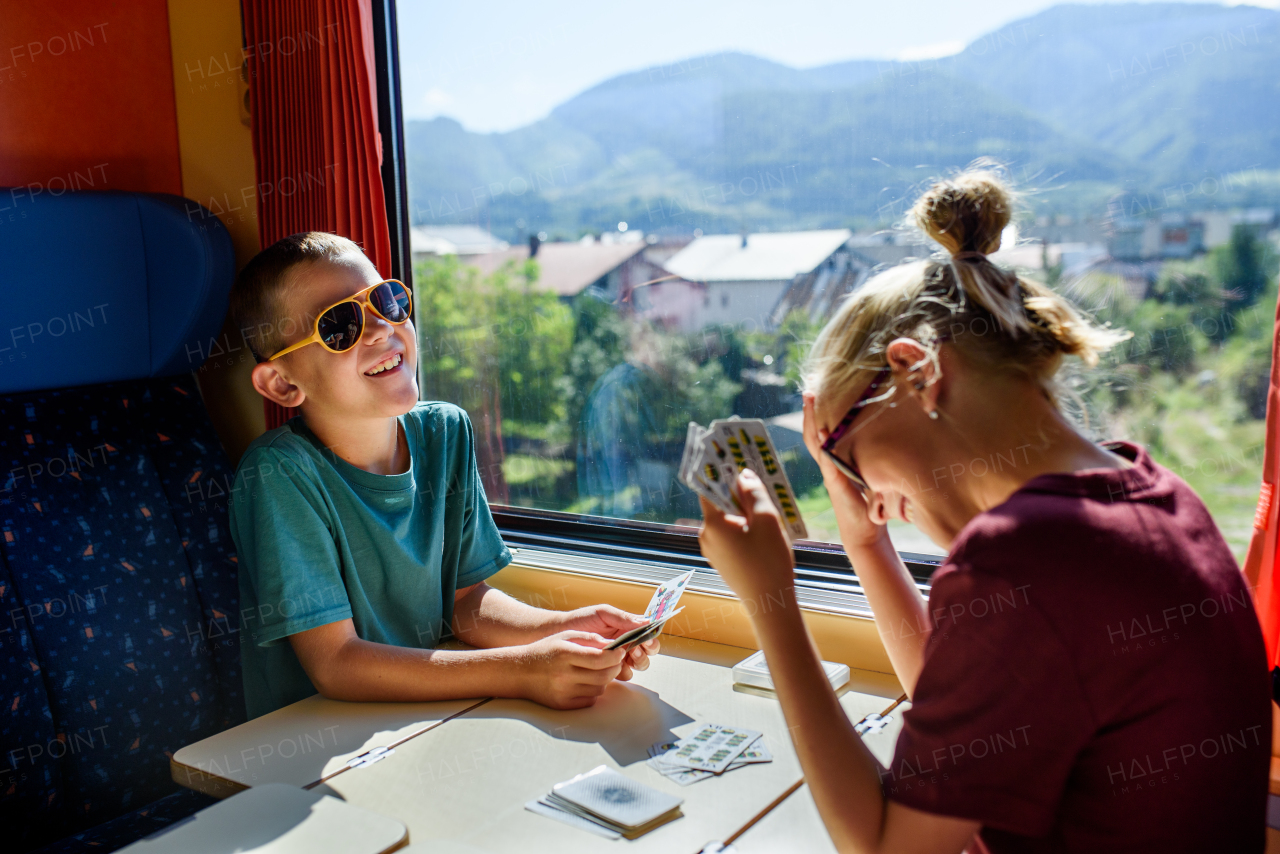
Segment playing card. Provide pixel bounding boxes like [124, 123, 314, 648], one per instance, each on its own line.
[663, 724, 762, 774]
[646, 736, 769, 785]
[678, 422, 702, 485]
[678, 422, 740, 514]
[644, 569, 694, 621]
[550, 765, 683, 829]
[646, 755, 713, 786]
[604, 607, 683, 651]
[711, 421, 756, 476]
[692, 455, 737, 514]
[727, 742, 773, 768]
[720, 418, 808, 540]
[606, 568, 694, 651]
[647, 740, 680, 758]
[525, 799, 620, 839]
[646, 741, 713, 785]
[698, 433, 741, 514]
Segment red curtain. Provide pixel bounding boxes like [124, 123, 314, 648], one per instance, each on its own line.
[242, 0, 391, 429]
[1244, 290, 1280, 669]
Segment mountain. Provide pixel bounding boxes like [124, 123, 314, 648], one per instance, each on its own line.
[919, 3, 1280, 175]
[404, 2, 1280, 241]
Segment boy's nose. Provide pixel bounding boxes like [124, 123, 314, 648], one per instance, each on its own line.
[362, 312, 393, 344]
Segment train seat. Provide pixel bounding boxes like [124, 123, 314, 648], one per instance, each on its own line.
[0, 190, 243, 852]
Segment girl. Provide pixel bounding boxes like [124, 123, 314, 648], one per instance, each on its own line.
[698, 169, 1270, 853]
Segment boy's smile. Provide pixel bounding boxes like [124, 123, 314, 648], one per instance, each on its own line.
[364, 351, 403, 376]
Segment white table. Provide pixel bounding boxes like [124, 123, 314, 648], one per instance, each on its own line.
[118, 782, 406, 854]
[173, 635, 904, 852]
[172, 694, 486, 796]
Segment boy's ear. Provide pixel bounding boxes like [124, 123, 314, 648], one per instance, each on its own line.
[250, 360, 306, 409]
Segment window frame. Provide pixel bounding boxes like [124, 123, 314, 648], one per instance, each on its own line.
[372, 0, 942, 595]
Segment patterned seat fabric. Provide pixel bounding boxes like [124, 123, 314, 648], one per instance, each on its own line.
[1, 375, 245, 852]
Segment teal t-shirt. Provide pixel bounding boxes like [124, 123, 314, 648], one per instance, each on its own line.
[229, 401, 512, 719]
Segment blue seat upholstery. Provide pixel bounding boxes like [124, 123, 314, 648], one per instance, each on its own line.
[0, 190, 243, 852]
[0, 191, 236, 395]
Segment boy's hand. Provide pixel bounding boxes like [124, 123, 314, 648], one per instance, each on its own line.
[555, 605, 661, 680]
[516, 631, 628, 710]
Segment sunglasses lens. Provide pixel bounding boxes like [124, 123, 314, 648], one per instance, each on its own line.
[317, 301, 363, 352]
[370, 281, 410, 323]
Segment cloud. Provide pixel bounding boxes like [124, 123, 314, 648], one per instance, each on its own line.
[897, 40, 965, 61]
[422, 87, 453, 109]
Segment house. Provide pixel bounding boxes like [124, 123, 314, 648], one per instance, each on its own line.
[767, 231, 946, 328]
[461, 233, 662, 301]
[1199, 208, 1277, 248]
[650, 229, 855, 332]
[1108, 214, 1206, 261]
[410, 225, 509, 258]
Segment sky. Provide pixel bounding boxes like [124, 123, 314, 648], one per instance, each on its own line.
[394, 0, 1269, 133]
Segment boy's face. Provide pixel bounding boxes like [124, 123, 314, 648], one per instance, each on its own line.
[251, 256, 419, 419]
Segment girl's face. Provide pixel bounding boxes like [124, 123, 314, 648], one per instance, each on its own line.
[815, 373, 966, 551]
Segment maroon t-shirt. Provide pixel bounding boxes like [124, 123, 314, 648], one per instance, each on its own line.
[885, 441, 1271, 852]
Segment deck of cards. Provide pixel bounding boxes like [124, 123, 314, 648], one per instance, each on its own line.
[679, 418, 807, 540]
[646, 723, 771, 786]
[525, 765, 684, 839]
[606, 569, 694, 651]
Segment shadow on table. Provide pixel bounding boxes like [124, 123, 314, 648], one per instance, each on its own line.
[464, 680, 695, 767]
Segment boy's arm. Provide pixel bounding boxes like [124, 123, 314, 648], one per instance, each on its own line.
[451, 582, 660, 680]
[287, 617, 628, 710]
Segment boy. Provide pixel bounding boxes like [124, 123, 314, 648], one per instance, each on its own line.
[228, 232, 657, 719]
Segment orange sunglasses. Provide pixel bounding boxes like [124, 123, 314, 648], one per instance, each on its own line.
[268, 279, 412, 361]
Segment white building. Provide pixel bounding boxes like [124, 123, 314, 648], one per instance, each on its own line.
[409, 225, 509, 258]
[655, 229, 854, 331]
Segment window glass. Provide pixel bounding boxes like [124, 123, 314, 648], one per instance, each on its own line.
[396, 2, 1279, 560]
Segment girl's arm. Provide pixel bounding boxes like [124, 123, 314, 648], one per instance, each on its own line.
[842, 534, 930, 698]
[802, 393, 930, 697]
[699, 479, 978, 854]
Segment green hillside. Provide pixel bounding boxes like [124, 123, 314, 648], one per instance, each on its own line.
[404, 2, 1280, 240]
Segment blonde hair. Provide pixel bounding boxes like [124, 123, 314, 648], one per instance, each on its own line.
[802, 166, 1129, 407]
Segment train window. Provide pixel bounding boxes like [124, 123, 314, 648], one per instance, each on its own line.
[394, 2, 1278, 563]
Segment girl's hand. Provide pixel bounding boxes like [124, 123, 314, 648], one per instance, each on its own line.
[802, 392, 893, 551]
[698, 469, 795, 606]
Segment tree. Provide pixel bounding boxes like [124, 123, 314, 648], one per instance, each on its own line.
[563, 293, 630, 450]
[488, 259, 573, 433]
[414, 255, 573, 502]
[1149, 260, 1228, 343]
[1112, 300, 1204, 379]
[1211, 224, 1274, 310]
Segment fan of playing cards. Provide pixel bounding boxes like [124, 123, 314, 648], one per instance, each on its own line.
[647, 723, 771, 786]
[605, 569, 694, 651]
[679, 418, 807, 540]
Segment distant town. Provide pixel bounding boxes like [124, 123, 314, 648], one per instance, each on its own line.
[410, 201, 1280, 333]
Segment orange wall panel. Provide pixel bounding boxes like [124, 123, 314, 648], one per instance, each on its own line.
[0, 0, 182, 194]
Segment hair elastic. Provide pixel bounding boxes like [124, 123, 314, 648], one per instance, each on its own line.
[951, 250, 986, 261]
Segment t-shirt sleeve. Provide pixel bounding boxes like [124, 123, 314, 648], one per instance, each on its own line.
[885, 564, 1096, 836]
[449, 408, 512, 587]
[230, 445, 353, 647]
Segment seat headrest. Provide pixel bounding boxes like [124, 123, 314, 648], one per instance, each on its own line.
[0, 190, 235, 394]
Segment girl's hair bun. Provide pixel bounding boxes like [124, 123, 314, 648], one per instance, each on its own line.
[910, 168, 1012, 257]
